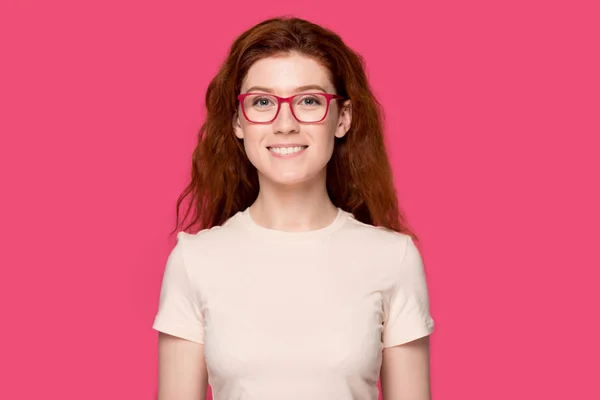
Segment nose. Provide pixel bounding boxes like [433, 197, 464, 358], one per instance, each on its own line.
[272, 101, 300, 134]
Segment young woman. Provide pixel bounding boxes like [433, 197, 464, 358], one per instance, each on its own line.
[153, 16, 435, 400]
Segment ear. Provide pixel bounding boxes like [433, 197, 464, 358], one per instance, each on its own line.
[334, 100, 352, 139]
[233, 112, 244, 139]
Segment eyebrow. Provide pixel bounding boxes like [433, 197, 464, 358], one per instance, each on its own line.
[244, 84, 329, 94]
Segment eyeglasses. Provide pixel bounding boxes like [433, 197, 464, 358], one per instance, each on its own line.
[237, 92, 345, 124]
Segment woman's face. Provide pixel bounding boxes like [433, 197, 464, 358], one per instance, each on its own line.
[234, 53, 352, 187]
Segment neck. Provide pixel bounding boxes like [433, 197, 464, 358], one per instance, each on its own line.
[249, 172, 339, 232]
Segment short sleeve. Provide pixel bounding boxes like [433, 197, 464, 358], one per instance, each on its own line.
[152, 233, 205, 344]
[382, 235, 435, 348]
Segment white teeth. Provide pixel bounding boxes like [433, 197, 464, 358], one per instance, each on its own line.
[269, 146, 307, 155]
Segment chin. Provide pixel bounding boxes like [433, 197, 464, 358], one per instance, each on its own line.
[269, 175, 310, 186]
[260, 170, 321, 187]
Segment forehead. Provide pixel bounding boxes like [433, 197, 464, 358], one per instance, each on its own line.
[241, 53, 334, 94]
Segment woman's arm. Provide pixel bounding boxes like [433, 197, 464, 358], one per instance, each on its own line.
[158, 332, 208, 400]
[380, 335, 431, 400]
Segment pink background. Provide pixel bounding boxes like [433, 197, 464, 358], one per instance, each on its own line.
[1, 0, 599, 399]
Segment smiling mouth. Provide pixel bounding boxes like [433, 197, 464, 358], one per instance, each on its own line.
[267, 145, 308, 155]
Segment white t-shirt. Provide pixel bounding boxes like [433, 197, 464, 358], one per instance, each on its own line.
[153, 207, 435, 400]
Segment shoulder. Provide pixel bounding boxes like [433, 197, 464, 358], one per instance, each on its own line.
[340, 211, 415, 253]
[333, 211, 421, 276]
[333, 212, 424, 290]
[174, 211, 249, 260]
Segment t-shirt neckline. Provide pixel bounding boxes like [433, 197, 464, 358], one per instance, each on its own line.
[237, 207, 349, 239]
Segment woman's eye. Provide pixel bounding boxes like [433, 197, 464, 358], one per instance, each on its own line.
[253, 97, 273, 107]
[298, 96, 321, 106]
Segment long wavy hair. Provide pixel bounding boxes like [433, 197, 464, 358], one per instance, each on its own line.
[174, 16, 418, 240]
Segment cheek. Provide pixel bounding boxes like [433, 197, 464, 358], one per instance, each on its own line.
[310, 127, 337, 161]
[240, 128, 266, 162]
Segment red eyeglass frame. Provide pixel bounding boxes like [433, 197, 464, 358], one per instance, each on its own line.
[236, 92, 345, 124]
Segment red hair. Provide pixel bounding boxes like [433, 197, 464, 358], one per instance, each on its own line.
[174, 17, 418, 240]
